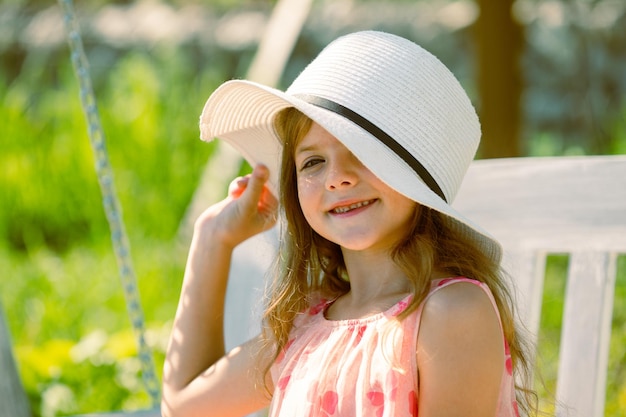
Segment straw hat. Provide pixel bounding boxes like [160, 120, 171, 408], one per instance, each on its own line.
[200, 30, 502, 263]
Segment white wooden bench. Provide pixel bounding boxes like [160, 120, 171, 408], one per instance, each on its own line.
[2, 155, 624, 417]
[454, 155, 626, 417]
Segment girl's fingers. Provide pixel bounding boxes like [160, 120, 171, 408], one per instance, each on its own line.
[228, 165, 270, 198]
[240, 165, 270, 209]
[228, 176, 249, 197]
[227, 165, 276, 221]
[244, 165, 278, 228]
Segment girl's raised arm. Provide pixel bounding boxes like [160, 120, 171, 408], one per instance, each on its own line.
[162, 165, 278, 417]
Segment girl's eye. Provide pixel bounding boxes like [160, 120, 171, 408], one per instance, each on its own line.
[300, 157, 324, 171]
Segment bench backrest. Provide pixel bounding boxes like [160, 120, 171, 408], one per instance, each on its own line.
[453, 155, 626, 416]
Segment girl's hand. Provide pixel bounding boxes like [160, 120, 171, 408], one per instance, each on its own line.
[194, 164, 278, 250]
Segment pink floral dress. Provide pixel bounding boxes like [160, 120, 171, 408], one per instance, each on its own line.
[269, 277, 519, 417]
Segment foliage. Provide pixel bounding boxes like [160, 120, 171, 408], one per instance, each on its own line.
[0, 46, 218, 253]
[1, 42, 221, 415]
[1, 244, 181, 416]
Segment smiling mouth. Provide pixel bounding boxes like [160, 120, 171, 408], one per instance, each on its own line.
[330, 199, 377, 214]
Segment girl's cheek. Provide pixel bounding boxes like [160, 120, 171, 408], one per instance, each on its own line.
[297, 176, 318, 198]
[297, 178, 316, 208]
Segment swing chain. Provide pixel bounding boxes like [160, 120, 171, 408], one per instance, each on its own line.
[58, 0, 161, 407]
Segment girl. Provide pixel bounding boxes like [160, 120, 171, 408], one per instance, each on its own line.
[162, 31, 535, 417]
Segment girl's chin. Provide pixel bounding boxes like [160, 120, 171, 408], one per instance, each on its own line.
[336, 239, 395, 254]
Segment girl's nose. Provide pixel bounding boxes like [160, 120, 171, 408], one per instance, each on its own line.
[325, 154, 360, 190]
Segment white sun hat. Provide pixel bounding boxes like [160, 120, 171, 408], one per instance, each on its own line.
[199, 30, 502, 263]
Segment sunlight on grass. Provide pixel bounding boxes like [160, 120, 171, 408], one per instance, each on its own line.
[1, 243, 181, 415]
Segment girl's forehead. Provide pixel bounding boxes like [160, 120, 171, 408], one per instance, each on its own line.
[295, 122, 343, 153]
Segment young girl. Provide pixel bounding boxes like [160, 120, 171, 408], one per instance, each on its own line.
[162, 31, 535, 417]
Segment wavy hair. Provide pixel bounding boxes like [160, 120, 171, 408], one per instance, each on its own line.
[261, 107, 537, 415]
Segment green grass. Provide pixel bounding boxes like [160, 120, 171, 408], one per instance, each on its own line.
[0, 46, 224, 415]
[1, 243, 184, 415]
[1, 48, 220, 252]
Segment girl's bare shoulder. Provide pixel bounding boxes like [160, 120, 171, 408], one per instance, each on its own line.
[418, 280, 502, 347]
[416, 281, 506, 415]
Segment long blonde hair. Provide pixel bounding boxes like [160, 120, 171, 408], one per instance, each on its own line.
[262, 107, 537, 414]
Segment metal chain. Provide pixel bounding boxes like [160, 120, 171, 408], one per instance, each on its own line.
[58, 0, 161, 406]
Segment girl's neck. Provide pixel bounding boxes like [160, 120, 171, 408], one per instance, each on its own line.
[341, 248, 411, 302]
[325, 251, 411, 321]
[337, 248, 452, 314]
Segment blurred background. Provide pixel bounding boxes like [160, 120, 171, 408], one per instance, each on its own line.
[1, 0, 625, 415]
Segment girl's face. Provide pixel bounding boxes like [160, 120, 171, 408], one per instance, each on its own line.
[294, 122, 417, 253]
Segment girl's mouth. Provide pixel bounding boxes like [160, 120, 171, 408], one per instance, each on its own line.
[330, 199, 377, 214]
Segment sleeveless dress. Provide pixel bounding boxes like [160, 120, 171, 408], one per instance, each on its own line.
[269, 277, 520, 417]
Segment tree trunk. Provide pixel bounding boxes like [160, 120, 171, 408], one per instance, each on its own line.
[475, 0, 523, 158]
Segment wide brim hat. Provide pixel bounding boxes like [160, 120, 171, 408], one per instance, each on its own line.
[200, 30, 502, 263]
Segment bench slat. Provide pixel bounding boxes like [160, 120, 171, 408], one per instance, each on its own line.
[503, 250, 546, 342]
[556, 251, 617, 417]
